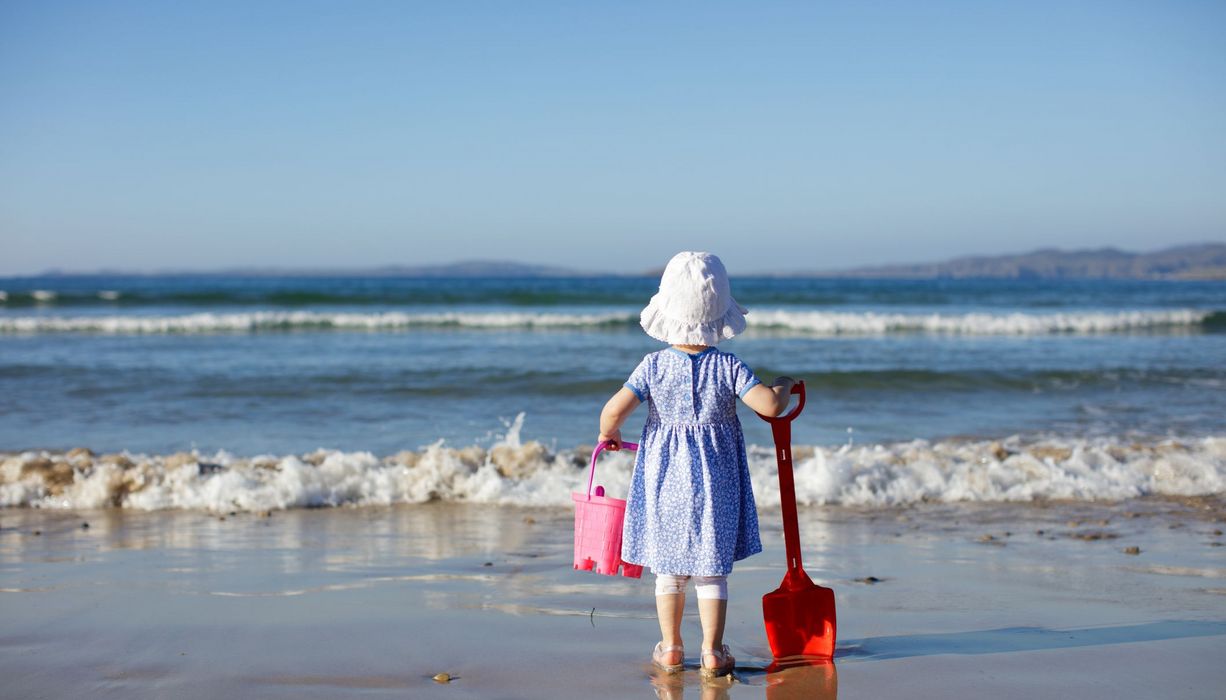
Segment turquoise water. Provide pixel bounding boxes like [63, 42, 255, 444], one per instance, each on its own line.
[1, 276, 1223, 456]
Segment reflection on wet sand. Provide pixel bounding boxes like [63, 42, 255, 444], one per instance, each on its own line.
[0, 503, 557, 563]
[648, 661, 837, 700]
[651, 673, 728, 700]
[763, 662, 838, 700]
[0, 504, 586, 605]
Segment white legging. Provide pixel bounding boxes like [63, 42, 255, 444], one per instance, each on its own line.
[654, 573, 728, 601]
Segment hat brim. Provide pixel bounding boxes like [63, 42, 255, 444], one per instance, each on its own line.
[639, 296, 748, 345]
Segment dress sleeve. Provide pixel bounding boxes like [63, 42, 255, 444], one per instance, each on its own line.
[732, 355, 761, 399]
[624, 355, 652, 403]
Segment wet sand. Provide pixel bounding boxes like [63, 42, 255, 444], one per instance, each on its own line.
[1, 498, 1224, 699]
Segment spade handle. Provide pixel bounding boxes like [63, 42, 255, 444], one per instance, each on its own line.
[756, 382, 806, 574]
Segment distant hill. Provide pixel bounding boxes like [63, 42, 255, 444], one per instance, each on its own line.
[822, 243, 1226, 280]
[29, 244, 1226, 280]
[36, 260, 590, 278]
[360, 260, 585, 277]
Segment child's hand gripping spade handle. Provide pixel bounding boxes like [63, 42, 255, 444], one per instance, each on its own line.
[755, 381, 837, 661]
[757, 382, 808, 579]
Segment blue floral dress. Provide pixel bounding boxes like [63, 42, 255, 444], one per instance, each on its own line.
[621, 347, 763, 576]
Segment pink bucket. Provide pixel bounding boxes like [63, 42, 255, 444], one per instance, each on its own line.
[572, 440, 644, 578]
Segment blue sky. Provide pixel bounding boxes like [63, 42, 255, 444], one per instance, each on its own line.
[1, 1, 1223, 275]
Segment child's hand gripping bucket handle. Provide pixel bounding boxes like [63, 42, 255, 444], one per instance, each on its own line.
[584, 439, 638, 499]
[571, 440, 643, 578]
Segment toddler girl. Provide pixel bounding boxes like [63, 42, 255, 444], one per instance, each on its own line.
[598, 251, 795, 678]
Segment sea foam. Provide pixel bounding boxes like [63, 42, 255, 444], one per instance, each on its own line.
[748, 309, 1212, 335]
[0, 308, 1212, 335]
[3, 426, 1222, 512]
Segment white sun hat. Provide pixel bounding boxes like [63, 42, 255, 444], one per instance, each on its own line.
[640, 251, 748, 345]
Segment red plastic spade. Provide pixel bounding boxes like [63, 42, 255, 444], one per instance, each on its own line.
[756, 381, 837, 660]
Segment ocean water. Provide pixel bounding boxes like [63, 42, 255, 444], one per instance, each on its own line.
[1, 275, 1223, 511]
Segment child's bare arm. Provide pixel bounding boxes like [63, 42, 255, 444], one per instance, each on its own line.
[742, 376, 796, 416]
[598, 387, 641, 449]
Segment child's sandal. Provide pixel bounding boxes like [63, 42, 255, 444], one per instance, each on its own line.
[652, 642, 685, 674]
[700, 644, 735, 678]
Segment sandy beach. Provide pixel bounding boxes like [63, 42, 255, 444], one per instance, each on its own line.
[6, 1, 1226, 696]
[2, 497, 1223, 699]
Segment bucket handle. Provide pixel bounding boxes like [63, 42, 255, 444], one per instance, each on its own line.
[586, 440, 638, 500]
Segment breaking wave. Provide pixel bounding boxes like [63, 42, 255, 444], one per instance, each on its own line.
[746, 308, 1214, 335]
[0, 308, 1214, 335]
[3, 422, 1222, 512]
